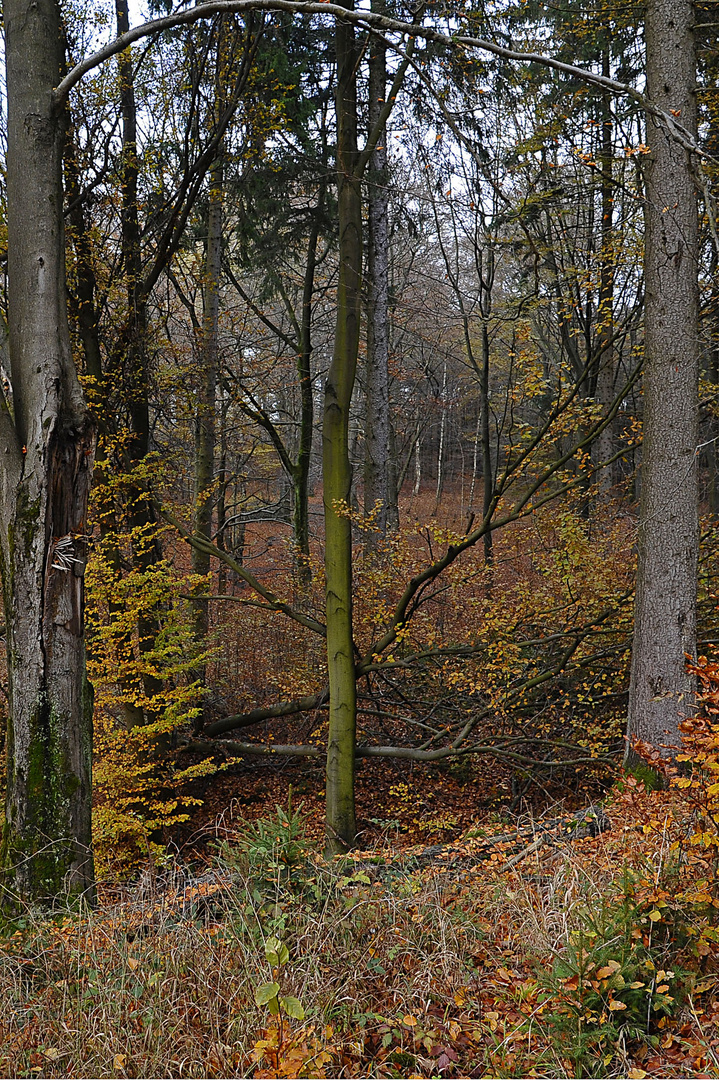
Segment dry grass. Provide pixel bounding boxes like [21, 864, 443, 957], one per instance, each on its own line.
[2, 787, 718, 1079]
[0, 852, 490, 1079]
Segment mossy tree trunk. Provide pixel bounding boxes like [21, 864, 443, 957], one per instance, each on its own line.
[1, 0, 95, 904]
[324, 2, 362, 854]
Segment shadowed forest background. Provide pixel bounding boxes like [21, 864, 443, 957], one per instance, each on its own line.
[2, 0, 719, 1075]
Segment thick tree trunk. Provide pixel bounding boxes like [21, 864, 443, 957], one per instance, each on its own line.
[364, 25, 391, 545]
[1, 0, 95, 903]
[324, 3, 361, 854]
[627, 0, 698, 755]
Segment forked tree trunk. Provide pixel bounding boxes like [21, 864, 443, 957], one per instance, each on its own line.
[1, 0, 95, 903]
[627, 0, 698, 755]
[324, 1, 361, 854]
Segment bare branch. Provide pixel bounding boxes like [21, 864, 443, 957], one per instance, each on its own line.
[159, 504, 326, 638]
[54, 0, 706, 166]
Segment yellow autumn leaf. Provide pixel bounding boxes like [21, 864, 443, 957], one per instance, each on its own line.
[648, 909, 662, 922]
[403, 1014, 418, 1027]
[597, 960, 621, 979]
[44, 1048, 63, 1061]
[608, 999, 627, 1011]
[627, 1070, 647, 1079]
[127, 957, 140, 971]
[113, 1054, 127, 1071]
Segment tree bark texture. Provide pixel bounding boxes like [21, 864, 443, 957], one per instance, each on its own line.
[364, 27, 391, 544]
[1, 0, 95, 902]
[627, 0, 698, 754]
[323, 3, 361, 853]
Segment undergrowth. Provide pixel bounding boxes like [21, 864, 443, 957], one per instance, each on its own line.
[2, 767, 719, 1079]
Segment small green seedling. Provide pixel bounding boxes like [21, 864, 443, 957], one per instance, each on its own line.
[254, 935, 305, 1030]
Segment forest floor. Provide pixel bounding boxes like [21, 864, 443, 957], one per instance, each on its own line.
[174, 742, 601, 856]
[2, 487, 717, 1077]
[2, 770, 719, 1080]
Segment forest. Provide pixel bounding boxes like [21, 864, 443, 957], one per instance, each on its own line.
[1, 0, 719, 1075]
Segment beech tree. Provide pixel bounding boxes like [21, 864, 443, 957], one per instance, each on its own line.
[1, 0, 709, 900]
[1, 0, 95, 903]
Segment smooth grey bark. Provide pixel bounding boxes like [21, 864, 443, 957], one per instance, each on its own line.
[627, 0, 698, 755]
[363, 22, 391, 543]
[1, 0, 95, 903]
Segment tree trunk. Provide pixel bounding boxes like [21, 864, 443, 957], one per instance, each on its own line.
[116, 0, 163, 721]
[293, 184, 325, 586]
[1, 0, 95, 903]
[386, 418, 400, 531]
[414, 432, 422, 496]
[364, 23, 390, 546]
[434, 359, 448, 508]
[324, 2, 361, 854]
[627, 0, 698, 755]
[593, 48, 615, 496]
[476, 241, 494, 566]
[192, 151, 223, 639]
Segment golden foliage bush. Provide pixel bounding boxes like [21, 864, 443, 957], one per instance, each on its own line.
[85, 498, 218, 876]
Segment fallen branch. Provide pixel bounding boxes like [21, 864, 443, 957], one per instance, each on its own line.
[181, 736, 615, 768]
[204, 689, 329, 738]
